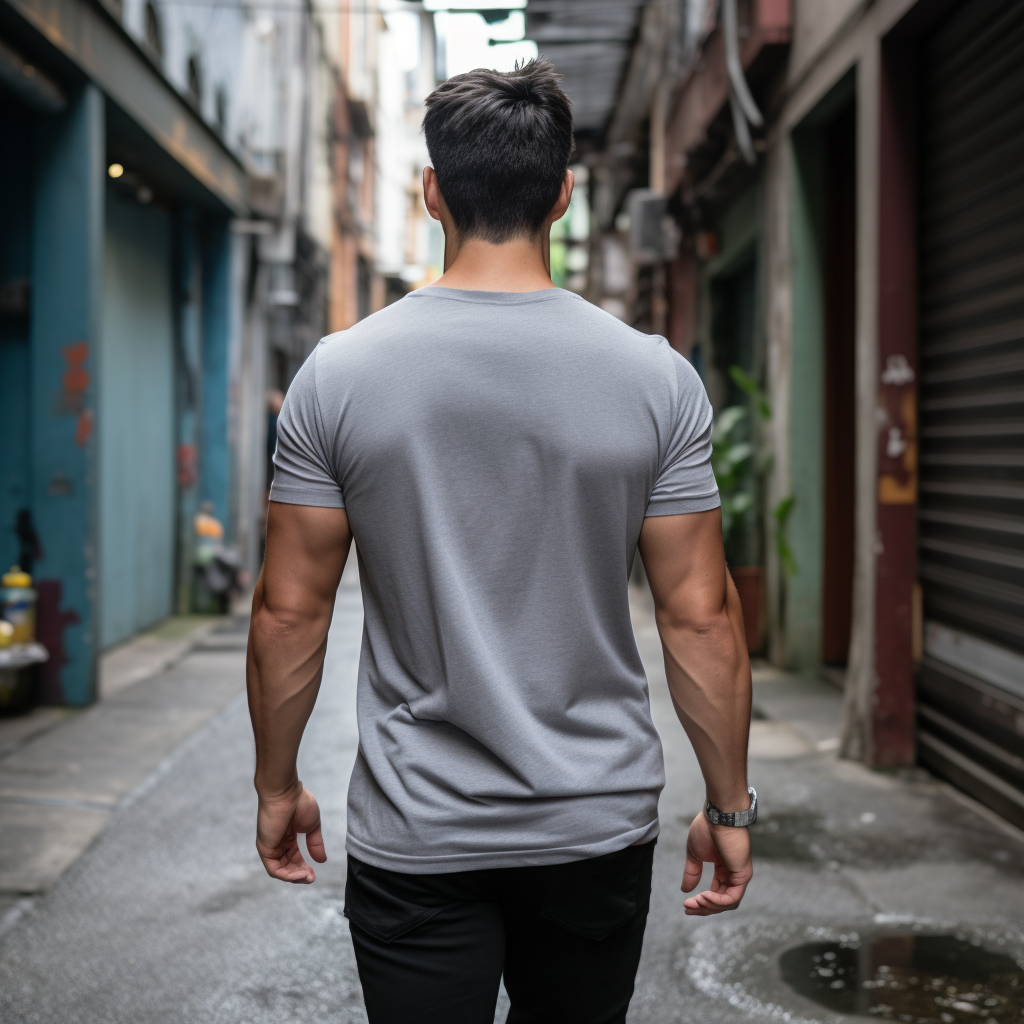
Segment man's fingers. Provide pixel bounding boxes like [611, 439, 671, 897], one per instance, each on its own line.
[305, 822, 327, 864]
[264, 860, 315, 884]
[682, 883, 748, 915]
[258, 849, 315, 884]
[256, 787, 325, 881]
[681, 852, 704, 893]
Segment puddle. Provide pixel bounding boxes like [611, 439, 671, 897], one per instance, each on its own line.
[780, 933, 1024, 1021]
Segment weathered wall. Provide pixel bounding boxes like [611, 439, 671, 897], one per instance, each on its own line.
[99, 191, 175, 649]
[0, 101, 33, 573]
[785, 130, 827, 669]
[30, 86, 104, 705]
[790, 0, 865, 84]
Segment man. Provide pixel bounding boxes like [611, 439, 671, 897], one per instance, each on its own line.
[247, 59, 753, 1024]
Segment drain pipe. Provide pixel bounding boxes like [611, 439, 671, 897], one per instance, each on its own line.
[722, 0, 762, 164]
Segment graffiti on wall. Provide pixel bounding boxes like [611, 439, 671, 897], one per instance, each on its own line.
[52, 340, 93, 447]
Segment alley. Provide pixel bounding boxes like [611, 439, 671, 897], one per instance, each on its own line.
[2, 574, 1022, 1024]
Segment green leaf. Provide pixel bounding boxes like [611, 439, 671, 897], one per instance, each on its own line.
[722, 442, 753, 469]
[772, 495, 797, 576]
[729, 365, 758, 396]
[729, 365, 772, 420]
[730, 491, 754, 515]
[776, 533, 798, 577]
[773, 495, 795, 525]
[712, 405, 748, 444]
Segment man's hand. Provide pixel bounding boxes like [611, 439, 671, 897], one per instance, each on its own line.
[256, 783, 327, 884]
[639, 509, 754, 914]
[681, 813, 752, 915]
[248, 502, 350, 885]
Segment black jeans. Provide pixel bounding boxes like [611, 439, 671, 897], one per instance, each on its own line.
[345, 841, 655, 1024]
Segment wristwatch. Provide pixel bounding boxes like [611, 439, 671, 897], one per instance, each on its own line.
[704, 786, 757, 827]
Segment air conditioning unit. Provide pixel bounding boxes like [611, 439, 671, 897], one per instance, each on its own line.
[626, 189, 677, 263]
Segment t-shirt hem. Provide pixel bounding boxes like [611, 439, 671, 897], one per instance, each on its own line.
[345, 819, 661, 875]
[644, 494, 721, 517]
[268, 487, 345, 509]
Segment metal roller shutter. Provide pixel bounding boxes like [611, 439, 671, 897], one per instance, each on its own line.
[917, 0, 1024, 829]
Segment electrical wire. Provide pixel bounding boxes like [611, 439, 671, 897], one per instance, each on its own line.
[722, 0, 762, 127]
[729, 86, 756, 165]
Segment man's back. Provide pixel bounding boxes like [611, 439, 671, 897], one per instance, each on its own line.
[271, 285, 718, 872]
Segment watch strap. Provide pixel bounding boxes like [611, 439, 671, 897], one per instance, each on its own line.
[704, 786, 757, 827]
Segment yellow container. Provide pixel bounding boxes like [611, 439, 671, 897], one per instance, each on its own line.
[1, 566, 37, 644]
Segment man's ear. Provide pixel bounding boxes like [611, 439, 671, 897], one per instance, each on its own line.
[547, 169, 575, 226]
[423, 166, 442, 222]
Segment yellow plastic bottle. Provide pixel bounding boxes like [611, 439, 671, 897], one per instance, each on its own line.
[1, 566, 37, 644]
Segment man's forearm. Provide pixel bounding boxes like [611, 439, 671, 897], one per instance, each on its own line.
[657, 575, 751, 811]
[246, 575, 334, 798]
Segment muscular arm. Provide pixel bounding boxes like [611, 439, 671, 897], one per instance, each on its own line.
[638, 508, 753, 915]
[247, 501, 351, 883]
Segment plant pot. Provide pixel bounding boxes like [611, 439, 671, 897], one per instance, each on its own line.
[730, 566, 766, 654]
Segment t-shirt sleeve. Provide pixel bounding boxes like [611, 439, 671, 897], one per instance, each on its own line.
[269, 347, 345, 508]
[646, 346, 721, 517]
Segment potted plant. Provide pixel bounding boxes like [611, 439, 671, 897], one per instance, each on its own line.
[711, 367, 795, 653]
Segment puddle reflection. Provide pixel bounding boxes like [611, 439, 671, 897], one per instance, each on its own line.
[780, 933, 1023, 1021]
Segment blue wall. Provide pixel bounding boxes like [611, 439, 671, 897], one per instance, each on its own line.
[30, 85, 104, 706]
[99, 190, 175, 649]
[0, 99, 33, 573]
[200, 217, 231, 530]
[174, 208, 203, 614]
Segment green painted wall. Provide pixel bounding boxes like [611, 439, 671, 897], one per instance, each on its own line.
[787, 132, 827, 669]
[709, 185, 760, 279]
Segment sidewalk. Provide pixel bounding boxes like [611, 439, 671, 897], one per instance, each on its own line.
[0, 612, 249, 903]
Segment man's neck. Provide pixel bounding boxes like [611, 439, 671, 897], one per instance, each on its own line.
[433, 233, 556, 293]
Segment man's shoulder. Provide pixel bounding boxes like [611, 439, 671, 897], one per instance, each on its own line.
[565, 293, 669, 345]
[317, 297, 416, 352]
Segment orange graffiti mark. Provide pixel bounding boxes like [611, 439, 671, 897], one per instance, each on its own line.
[54, 342, 91, 419]
[63, 341, 90, 396]
[75, 408, 93, 447]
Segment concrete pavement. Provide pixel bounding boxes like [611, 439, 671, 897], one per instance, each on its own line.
[0, 615, 246, 897]
[0, 576, 1021, 1023]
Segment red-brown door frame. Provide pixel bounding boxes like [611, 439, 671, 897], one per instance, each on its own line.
[872, 37, 919, 766]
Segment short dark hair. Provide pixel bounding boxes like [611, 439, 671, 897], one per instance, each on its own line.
[423, 59, 574, 243]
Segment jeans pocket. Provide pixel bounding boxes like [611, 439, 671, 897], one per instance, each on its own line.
[538, 841, 654, 942]
[344, 856, 444, 944]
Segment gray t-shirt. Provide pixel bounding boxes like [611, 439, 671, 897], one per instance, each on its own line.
[271, 286, 719, 873]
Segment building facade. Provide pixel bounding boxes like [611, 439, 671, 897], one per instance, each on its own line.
[563, 0, 1024, 828]
[0, 0, 340, 704]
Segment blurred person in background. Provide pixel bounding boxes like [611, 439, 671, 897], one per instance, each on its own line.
[247, 59, 753, 1024]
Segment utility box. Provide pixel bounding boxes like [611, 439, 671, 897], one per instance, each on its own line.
[626, 190, 676, 263]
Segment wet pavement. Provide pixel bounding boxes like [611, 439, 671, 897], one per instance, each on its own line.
[0, 574, 1022, 1023]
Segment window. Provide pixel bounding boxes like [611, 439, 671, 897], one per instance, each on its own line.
[215, 86, 227, 135]
[145, 2, 162, 64]
[187, 55, 203, 107]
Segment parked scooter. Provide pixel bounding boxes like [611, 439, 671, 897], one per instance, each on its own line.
[193, 503, 247, 614]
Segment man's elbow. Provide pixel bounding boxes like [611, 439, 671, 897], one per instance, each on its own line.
[654, 593, 733, 641]
[251, 599, 326, 646]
